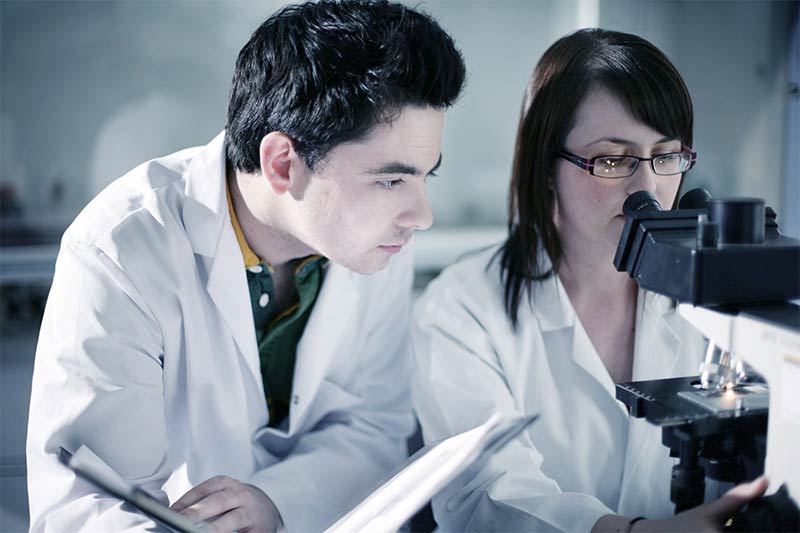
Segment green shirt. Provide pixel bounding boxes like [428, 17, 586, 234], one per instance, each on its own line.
[228, 184, 327, 428]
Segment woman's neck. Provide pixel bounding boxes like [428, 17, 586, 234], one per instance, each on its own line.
[556, 245, 637, 307]
[557, 246, 639, 384]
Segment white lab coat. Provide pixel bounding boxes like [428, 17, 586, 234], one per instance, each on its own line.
[411, 245, 712, 532]
[26, 132, 415, 532]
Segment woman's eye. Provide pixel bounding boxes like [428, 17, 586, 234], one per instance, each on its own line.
[377, 179, 404, 190]
[597, 156, 629, 168]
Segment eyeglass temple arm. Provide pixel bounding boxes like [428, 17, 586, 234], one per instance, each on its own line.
[681, 145, 698, 168]
[559, 149, 594, 171]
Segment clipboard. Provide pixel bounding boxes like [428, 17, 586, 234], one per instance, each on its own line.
[59, 446, 211, 533]
[325, 413, 538, 532]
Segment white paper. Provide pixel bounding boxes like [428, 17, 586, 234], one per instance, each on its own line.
[325, 413, 538, 533]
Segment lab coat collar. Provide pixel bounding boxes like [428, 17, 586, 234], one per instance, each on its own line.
[566, 290, 683, 411]
[525, 253, 623, 409]
[183, 131, 263, 392]
[529, 250, 683, 411]
[529, 251, 574, 333]
[183, 131, 228, 258]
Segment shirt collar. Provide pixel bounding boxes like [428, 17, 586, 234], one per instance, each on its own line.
[225, 180, 328, 274]
[226, 180, 268, 270]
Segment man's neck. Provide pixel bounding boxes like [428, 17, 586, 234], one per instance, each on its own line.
[228, 167, 315, 268]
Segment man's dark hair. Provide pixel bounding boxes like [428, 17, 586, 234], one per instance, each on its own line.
[495, 28, 694, 328]
[226, 0, 466, 172]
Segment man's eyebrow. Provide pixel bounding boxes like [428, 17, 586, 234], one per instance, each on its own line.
[366, 153, 443, 176]
[587, 136, 677, 147]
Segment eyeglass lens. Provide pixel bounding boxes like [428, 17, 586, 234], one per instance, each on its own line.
[593, 152, 691, 178]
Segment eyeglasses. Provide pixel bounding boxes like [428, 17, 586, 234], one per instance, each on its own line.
[559, 146, 697, 179]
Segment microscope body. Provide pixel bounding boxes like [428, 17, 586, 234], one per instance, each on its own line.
[613, 189, 800, 530]
[679, 304, 800, 511]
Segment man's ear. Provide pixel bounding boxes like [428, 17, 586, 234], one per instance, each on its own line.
[258, 132, 297, 195]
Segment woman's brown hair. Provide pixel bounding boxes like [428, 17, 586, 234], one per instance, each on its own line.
[495, 28, 693, 328]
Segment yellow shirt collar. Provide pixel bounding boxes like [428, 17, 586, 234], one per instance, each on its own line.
[226, 181, 266, 269]
[226, 180, 328, 274]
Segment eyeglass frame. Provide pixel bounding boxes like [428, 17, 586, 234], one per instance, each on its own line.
[558, 145, 697, 179]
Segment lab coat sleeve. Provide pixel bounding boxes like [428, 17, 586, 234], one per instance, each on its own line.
[26, 239, 170, 532]
[248, 259, 416, 532]
[410, 282, 614, 533]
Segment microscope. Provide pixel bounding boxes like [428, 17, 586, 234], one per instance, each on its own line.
[613, 188, 800, 531]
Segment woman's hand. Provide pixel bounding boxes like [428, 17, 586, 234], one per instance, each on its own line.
[593, 477, 769, 533]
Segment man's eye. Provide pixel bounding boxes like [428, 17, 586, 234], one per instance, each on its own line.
[377, 179, 404, 190]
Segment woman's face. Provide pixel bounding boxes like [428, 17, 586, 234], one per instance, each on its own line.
[554, 87, 683, 262]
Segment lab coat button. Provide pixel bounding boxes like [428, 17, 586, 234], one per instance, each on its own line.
[248, 265, 263, 274]
[258, 293, 269, 307]
[293, 395, 299, 405]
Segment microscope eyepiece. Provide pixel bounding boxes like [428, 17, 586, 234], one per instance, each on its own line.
[623, 191, 662, 216]
[678, 188, 712, 210]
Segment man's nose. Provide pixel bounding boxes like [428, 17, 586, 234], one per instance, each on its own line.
[398, 186, 433, 231]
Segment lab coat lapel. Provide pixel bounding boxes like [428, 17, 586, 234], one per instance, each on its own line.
[182, 131, 262, 387]
[290, 263, 359, 432]
[619, 291, 685, 515]
[533, 270, 621, 406]
[205, 224, 261, 385]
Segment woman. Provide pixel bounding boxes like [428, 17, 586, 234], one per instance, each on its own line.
[411, 29, 767, 532]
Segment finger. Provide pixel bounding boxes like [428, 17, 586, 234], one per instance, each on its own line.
[176, 487, 240, 523]
[705, 476, 769, 520]
[207, 507, 251, 533]
[726, 476, 769, 498]
[171, 476, 236, 512]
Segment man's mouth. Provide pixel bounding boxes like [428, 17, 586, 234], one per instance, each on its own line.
[379, 238, 410, 254]
[378, 245, 403, 254]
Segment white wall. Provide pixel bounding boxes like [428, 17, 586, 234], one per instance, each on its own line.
[598, 0, 795, 218]
[2, 0, 795, 236]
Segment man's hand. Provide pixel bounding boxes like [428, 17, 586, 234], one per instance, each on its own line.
[170, 475, 284, 533]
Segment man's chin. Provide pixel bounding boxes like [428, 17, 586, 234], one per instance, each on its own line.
[336, 252, 394, 275]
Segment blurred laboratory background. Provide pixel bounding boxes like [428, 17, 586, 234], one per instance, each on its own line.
[1, 0, 798, 530]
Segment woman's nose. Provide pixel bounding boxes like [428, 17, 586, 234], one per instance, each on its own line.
[625, 161, 659, 196]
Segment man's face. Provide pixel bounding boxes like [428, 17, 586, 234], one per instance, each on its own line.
[289, 105, 443, 274]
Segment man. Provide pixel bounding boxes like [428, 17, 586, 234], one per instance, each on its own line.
[26, 1, 465, 531]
